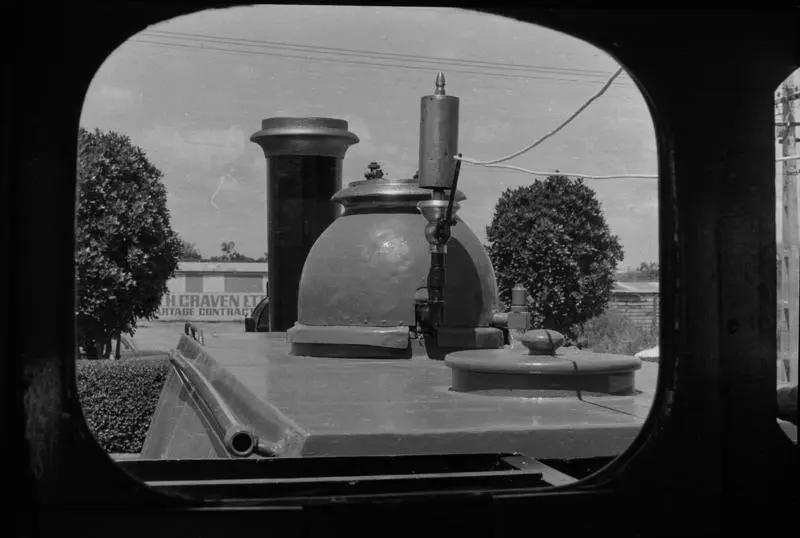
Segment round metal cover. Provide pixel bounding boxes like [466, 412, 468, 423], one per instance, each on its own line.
[445, 330, 642, 396]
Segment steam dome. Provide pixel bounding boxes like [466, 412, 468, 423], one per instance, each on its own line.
[287, 164, 505, 359]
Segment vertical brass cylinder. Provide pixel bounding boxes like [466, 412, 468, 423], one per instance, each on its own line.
[418, 74, 459, 190]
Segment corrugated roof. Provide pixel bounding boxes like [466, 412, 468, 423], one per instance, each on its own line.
[612, 281, 659, 293]
[177, 262, 268, 273]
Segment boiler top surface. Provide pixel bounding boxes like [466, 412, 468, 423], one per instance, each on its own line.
[175, 323, 657, 458]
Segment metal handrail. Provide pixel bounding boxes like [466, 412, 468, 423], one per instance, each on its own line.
[184, 321, 205, 345]
[169, 350, 279, 458]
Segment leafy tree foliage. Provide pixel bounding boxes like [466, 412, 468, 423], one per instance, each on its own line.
[178, 238, 203, 261]
[617, 261, 659, 282]
[221, 241, 236, 258]
[485, 175, 624, 337]
[207, 240, 256, 262]
[76, 128, 181, 359]
[637, 261, 659, 278]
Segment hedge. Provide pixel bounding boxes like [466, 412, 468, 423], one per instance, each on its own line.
[76, 356, 170, 453]
[581, 308, 659, 358]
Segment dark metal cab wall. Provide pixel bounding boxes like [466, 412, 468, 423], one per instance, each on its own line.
[9, 4, 798, 535]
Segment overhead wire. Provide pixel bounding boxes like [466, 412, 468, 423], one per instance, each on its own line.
[129, 38, 631, 86]
[465, 163, 657, 180]
[452, 67, 657, 179]
[456, 67, 625, 166]
[455, 65, 799, 178]
[126, 36, 791, 181]
[142, 29, 629, 82]
[131, 38, 651, 179]
[133, 31, 793, 178]
[478, 155, 797, 179]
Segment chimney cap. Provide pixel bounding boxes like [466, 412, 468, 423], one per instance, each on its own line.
[251, 117, 359, 158]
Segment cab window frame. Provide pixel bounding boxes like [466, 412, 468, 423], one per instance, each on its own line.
[10, 4, 797, 534]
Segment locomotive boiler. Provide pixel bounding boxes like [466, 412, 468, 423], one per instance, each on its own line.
[141, 74, 655, 463]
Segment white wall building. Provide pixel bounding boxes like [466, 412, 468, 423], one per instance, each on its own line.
[158, 262, 267, 322]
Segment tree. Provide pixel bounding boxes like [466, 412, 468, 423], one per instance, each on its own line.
[76, 127, 181, 359]
[485, 175, 624, 338]
[221, 241, 236, 259]
[615, 261, 659, 282]
[178, 238, 203, 261]
[208, 241, 256, 262]
[637, 261, 659, 281]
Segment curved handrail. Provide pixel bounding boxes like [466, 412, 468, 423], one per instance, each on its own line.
[184, 321, 205, 345]
[169, 350, 279, 457]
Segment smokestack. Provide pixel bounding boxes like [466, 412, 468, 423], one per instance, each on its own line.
[251, 118, 359, 331]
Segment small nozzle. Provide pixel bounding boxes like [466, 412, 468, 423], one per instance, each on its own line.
[435, 72, 446, 95]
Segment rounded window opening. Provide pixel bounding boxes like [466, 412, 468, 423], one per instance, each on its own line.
[76, 5, 661, 485]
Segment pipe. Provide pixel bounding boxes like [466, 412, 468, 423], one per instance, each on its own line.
[415, 74, 462, 354]
[184, 321, 204, 344]
[251, 118, 359, 331]
[169, 351, 259, 457]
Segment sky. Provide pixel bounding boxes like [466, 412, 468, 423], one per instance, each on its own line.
[81, 6, 674, 266]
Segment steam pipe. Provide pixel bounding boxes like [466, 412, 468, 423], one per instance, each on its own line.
[416, 73, 461, 349]
[420, 159, 462, 327]
[446, 155, 463, 224]
[169, 351, 279, 457]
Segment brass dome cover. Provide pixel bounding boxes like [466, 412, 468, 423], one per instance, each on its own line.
[332, 173, 466, 212]
[288, 167, 504, 358]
